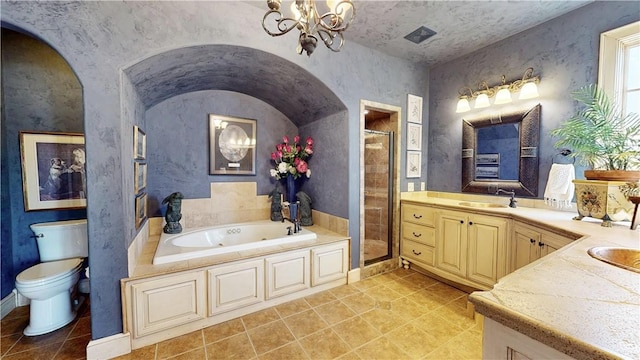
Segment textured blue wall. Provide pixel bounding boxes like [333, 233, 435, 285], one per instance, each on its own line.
[1, 29, 86, 299]
[428, 2, 640, 196]
[1, 1, 427, 339]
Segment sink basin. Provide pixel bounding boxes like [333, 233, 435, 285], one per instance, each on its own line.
[458, 201, 508, 208]
[587, 247, 640, 273]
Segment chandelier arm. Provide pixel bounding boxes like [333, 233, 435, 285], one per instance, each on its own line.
[317, 29, 344, 52]
[262, 10, 302, 37]
[317, 2, 355, 32]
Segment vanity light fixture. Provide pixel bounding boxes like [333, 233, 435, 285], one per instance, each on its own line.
[262, 0, 356, 56]
[455, 67, 541, 113]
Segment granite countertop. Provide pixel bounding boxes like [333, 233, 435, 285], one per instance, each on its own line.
[130, 225, 349, 279]
[401, 193, 639, 359]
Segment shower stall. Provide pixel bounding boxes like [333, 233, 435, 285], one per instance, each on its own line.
[363, 129, 394, 265]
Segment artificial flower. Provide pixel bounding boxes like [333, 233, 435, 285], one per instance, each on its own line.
[270, 135, 314, 179]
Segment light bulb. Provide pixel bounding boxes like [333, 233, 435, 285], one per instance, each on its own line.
[474, 93, 490, 108]
[519, 82, 539, 99]
[494, 87, 512, 105]
[456, 98, 471, 113]
[290, 1, 301, 19]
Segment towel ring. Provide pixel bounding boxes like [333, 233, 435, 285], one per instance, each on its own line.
[552, 149, 575, 164]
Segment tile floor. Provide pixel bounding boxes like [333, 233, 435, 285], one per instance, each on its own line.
[2, 268, 483, 360]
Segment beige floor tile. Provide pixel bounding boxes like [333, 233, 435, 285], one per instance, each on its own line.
[274, 298, 311, 318]
[165, 347, 206, 360]
[427, 282, 468, 302]
[54, 334, 91, 360]
[258, 341, 309, 360]
[298, 328, 350, 359]
[283, 309, 328, 339]
[332, 316, 381, 349]
[405, 289, 447, 311]
[156, 330, 204, 359]
[247, 320, 295, 355]
[390, 297, 430, 322]
[424, 331, 483, 360]
[5, 323, 72, 355]
[434, 302, 476, 330]
[403, 272, 439, 288]
[394, 277, 426, 292]
[203, 318, 245, 344]
[354, 336, 410, 360]
[384, 323, 433, 358]
[363, 285, 403, 303]
[360, 308, 402, 334]
[340, 293, 376, 315]
[0, 315, 29, 337]
[329, 285, 361, 299]
[206, 332, 256, 360]
[68, 317, 92, 339]
[112, 344, 156, 359]
[1, 342, 63, 360]
[350, 277, 384, 292]
[315, 300, 357, 325]
[336, 351, 362, 360]
[411, 312, 467, 349]
[304, 291, 337, 308]
[242, 308, 280, 330]
[1, 333, 22, 356]
[381, 279, 421, 296]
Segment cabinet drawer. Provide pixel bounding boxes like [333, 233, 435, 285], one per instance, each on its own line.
[402, 223, 435, 247]
[402, 204, 436, 227]
[401, 239, 434, 266]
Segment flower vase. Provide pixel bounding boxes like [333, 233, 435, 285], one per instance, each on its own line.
[286, 174, 297, 204]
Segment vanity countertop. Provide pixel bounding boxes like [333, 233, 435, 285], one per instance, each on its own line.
[130, 224, 349, 279]
[401, 193, 639, 359]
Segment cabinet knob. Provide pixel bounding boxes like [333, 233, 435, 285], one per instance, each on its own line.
[539, 242, 545, 247]
[460, 220, 464, 224]
[413, 214, 422, 219]
[412, 232, 422, 238]
[469, 221, 473, 225]
[530, 238, 535, 244]
[412, 249, 422, 256]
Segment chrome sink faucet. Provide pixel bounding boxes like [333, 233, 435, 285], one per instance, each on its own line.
[496, 189, 517, 208]
[283, 217, 301, 234]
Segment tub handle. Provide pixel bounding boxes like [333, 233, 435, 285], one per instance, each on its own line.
[31, 234, 43, 238]
[287, 226, 293, 235]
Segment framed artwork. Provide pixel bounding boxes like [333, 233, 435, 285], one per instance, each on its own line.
[407, 94, 423, 124]
[134, 162, 147, 194]
[476, 153, 500, 165]
[406, 150, 422, 178]
[135, 192, 148, 229]
[407, 123, 422, 151]
[209, 114, 257, 175]
[133, 126, 146, 160]
[20, 131, 86, 211]
[476, 166, 500, 178]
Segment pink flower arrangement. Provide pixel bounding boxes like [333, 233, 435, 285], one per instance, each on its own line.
[270, 135, 314, 179]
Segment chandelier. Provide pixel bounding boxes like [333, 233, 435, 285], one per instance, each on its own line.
[262, 0, 356, 56]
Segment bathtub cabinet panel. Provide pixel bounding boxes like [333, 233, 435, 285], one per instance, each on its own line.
[312, 242, 349, 286]
[208, 259, 264, 316]
[266, 250, 310, 299]
[131, 271, 206, 337]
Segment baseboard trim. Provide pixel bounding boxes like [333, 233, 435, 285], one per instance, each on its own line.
[347, 268, 361, 283]
[1, 290, 17, 319]
[86, 332, 131, 360]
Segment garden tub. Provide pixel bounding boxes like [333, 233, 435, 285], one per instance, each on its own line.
[153, 220, 317, 264]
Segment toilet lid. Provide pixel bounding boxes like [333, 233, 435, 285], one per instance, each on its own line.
[16, 258, 83, 284]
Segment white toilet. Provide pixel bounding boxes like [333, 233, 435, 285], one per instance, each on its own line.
[15, 219, 88, 336]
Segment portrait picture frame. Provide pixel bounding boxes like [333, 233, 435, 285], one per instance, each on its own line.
[135, 192, 148, 229]
[406, 150, 422, 178]
[20, 131, 86, 211]
[476, 153, 500, 165]
[134, 162, 147, 194]
[407, 123, 422, 151]
[407, 94, 423, 124]
[133, 125, 146, 160]
[476, 166, 500, 178]
[209, 114, 257, 175]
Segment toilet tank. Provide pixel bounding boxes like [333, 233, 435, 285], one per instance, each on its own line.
[29, 219, 88, 262]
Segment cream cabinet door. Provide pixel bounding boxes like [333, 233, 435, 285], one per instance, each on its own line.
[312, 241, 349, 286]
[266, 250, 310, 299]
[436, 212, 468, 277]
[467, 215, 507, 286]
[208, 259, 264, 316]
[131, 271, 206, 337]
[511, 226, 540, 272]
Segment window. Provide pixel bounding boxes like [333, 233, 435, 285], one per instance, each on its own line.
[598, 21, 640, 115]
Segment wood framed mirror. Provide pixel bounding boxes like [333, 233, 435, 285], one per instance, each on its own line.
[462, 104, 540, 196]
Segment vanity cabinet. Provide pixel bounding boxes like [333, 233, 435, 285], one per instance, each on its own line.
[401, 204, 436, 266]
[436, 210, 508, 288]
[511, 222, 575, 272]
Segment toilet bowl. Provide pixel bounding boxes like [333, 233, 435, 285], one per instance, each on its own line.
[15, 258, 84, 336]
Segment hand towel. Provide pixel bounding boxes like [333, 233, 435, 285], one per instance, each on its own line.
[544, 163, 575, 209]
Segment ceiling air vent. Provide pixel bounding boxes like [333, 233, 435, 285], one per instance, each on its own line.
[404, 26, 437, 44]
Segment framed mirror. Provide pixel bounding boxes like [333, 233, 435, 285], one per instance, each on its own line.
[462, 104, 540, 196]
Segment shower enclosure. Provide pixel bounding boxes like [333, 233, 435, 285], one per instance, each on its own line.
[363, 129, 394, 265]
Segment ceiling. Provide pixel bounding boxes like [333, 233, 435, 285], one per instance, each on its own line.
[248, 0, 592, 66]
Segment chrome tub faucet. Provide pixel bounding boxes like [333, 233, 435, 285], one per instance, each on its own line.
[496, 189, 517, 208]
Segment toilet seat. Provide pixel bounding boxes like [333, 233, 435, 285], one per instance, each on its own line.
[16, 258, 83, 287]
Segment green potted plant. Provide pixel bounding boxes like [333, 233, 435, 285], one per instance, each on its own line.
[550, 84, 640, 181]
[550, 84, 640, 226]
